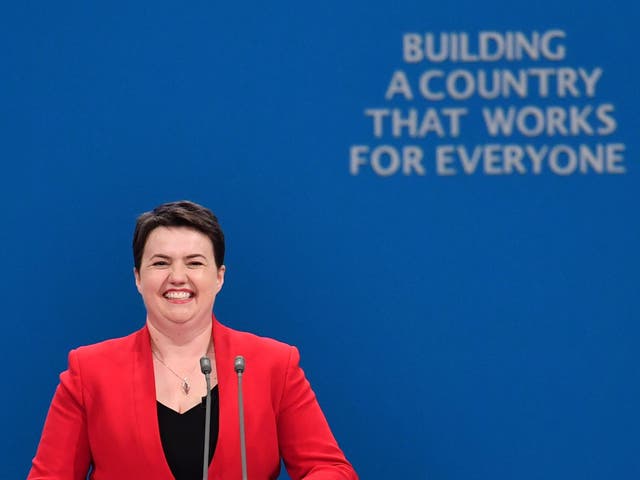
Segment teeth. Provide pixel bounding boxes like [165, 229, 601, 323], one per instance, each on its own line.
[164, 291, 191, 299]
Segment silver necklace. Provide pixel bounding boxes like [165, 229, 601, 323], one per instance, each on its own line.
[151, 345, 214, 396]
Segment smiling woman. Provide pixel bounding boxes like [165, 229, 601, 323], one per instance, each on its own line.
[28, 200, 358, 480]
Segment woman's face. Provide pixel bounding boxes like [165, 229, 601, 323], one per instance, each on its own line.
[134, 226, 225, 330]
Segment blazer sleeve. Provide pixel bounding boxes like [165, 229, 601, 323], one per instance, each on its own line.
[277, 347, 358, 480]
[28, 349, 92, 480]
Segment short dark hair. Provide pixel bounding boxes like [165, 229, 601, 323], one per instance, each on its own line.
[133, 200, 225, 270]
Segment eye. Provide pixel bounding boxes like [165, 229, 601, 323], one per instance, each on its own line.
[151, 260, 169, 267]
[188, 261, 204, 267]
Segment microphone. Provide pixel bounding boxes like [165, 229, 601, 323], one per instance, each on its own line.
[234, 355, 248, 480]
[200, 357, 213, 480]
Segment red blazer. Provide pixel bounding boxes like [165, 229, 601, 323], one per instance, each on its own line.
[29, 318, 357, 480]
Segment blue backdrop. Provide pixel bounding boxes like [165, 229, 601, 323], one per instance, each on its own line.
[2, 1, 638, 478]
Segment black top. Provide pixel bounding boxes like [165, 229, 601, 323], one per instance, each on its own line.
[157, 386, 220, 480]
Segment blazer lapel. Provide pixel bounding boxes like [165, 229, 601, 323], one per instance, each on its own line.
[210, 317, 241, 479]
[132, 326, 175, 478]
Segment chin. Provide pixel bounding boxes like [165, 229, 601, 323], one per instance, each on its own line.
[167, 313, 210, 325]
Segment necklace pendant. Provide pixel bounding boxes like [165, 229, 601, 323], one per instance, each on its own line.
[182, 378, 190, 395]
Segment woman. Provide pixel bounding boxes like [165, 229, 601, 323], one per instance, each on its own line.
[29, 200, 357, 480]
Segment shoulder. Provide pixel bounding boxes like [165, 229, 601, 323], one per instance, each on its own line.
[215, 320, 293, 356]
[213, 319, 299, 373]
[70, 327, 147, 367]
[55, 327, 149, 401]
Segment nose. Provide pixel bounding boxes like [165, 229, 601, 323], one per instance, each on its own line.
[168, 263, 188, 284]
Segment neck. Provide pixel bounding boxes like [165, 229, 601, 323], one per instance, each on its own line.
[147, 317, 213, 360]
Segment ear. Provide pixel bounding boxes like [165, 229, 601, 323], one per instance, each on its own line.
[215, 265, 226, 293]
[134, 267, 142, 294]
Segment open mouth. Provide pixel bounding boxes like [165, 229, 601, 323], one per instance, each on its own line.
[163, 291, 193, 300]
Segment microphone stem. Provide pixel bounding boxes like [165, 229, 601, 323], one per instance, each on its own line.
[238, 370, 248, 480]
[202, 372, 212, 480]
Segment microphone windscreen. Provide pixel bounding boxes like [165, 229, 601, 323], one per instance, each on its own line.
[234, 355, 245, 373]
[200, 356, 212, 374]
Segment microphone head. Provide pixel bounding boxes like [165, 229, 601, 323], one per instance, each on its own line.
[200, 356, 212, 374]
[234, 355, 245, 373]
